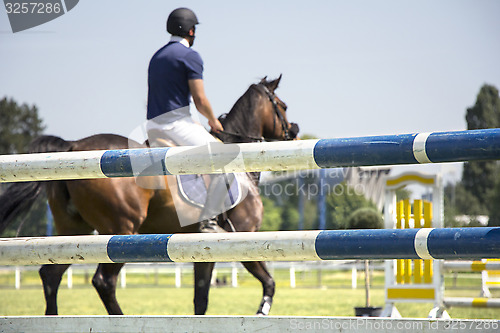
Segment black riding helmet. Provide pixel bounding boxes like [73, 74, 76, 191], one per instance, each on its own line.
[166, 8, 199, 37]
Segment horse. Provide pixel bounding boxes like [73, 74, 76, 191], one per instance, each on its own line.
[0, 75, 299, 316]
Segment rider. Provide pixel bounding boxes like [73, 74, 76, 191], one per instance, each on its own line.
[146, 7, 229, 233]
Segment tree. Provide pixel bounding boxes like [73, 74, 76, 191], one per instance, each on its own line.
[0, 97, 47, 236]
[465, 85, 500, 130]
[487, 179, 500, 226]
[259, 165, 321, 231]
[326, 182, 378, 229]
[0, 97, 45, 154]
[395, 187, 411, 202]
[443, 182, 486, 227]
[279, 204, 300, 230]
[1, 196, 49, 237]
[347, 207, 383, 229]
[259, 197, 283, 231]
[462, 85, 500, 216]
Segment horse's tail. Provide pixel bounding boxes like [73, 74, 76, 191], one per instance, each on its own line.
[0, 135, 72, 235]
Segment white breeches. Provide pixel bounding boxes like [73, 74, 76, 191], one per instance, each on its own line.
[146, 115, 217, 146]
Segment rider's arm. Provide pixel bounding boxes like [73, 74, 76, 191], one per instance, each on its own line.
[188, 79, 223, 133]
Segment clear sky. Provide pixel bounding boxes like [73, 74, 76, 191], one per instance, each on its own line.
[1, 0, 500, 182]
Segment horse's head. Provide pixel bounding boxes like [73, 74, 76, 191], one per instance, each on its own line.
[215, 75, 299, 143]
[257, 75, 299, 141]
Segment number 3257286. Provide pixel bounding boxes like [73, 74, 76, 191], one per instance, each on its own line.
[5, 2, 62, 14]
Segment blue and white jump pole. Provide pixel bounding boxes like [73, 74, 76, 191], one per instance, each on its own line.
[0, 227, 499, 265]
[1, 129, 500, 182]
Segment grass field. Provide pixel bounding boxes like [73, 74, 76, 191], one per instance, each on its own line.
[1, 267, 499, 319]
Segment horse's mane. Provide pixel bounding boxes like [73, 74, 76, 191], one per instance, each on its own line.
[215, 83, 264, 143]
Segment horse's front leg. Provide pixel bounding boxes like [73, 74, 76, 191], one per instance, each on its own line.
[241, 261, 275, 315]
[193, 262, 215, 315]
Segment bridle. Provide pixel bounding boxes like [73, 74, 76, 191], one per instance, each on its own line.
[259, 84, 294, 141]
[217, 84, 297, 143]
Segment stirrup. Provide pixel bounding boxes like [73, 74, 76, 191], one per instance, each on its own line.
[199, 218, 227, 233]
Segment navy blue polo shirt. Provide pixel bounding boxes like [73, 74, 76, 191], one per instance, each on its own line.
[147, 42, 204, 120]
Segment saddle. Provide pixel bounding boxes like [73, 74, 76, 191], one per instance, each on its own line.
[147, 133, 244, 212]
[177, 173, 242, 211]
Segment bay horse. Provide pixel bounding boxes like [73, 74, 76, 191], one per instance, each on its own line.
[0, 76, 299, 316]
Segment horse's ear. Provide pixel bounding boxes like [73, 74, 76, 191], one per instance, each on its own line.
[268, 74, 282, 92]
[259, 76, 268, 84]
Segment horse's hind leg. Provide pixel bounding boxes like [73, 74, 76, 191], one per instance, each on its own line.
[39, 264, 71, 315]
[92, 263, 125, 315]
[241, 261, 275, 315]
[193, 262, 215, 315]
[41, 181, 93, 315]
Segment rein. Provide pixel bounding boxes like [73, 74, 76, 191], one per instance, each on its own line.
[218, 129, 264, 143]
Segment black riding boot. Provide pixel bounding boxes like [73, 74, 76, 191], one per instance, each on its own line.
[197, 173, 235, 233]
